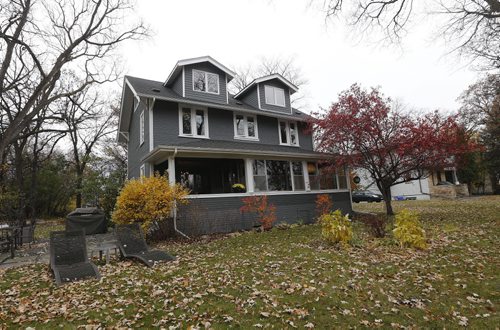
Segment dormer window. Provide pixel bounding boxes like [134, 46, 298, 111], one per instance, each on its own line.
[264, 85, 285, 107]
[193, 69, 219, 94]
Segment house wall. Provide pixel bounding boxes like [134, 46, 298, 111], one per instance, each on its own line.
[152, 99, 314, 151]
[176, 191, 351, 236]
[128, 97, 151, 178]
[355, 168, 431, 200]
[258, 79, 292, 114]
[240, 87, 259, 109]
[171, 71, 183, 96]
[184, 63, 227, 104]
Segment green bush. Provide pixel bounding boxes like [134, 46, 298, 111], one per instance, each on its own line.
[319, 210, 353, 247]
[393, 209, 427, 249]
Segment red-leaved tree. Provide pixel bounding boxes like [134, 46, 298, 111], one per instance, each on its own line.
[313, 84, 475, 215]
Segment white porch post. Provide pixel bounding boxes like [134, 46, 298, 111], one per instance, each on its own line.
[303, 161, 311, 191]
[245, 158, 254, 192]
[167, 157, 176, 186]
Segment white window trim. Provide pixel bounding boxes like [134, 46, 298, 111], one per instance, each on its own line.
[233, 113, 259, 140]
[140, 164, 146, 177]
[192, 69, 220, 95]
[278, 120, 300, 147]
[264, 85, 286, 107]
[139, 110, 145, 146]
[178, 104, 210, 139]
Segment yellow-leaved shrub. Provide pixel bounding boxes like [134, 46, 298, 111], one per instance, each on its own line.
[393, 209, 427, 249]
[319, 210, 353, 247]
[112, 174, 190, 231]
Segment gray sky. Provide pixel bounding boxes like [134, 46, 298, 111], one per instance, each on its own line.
[120, 0, 479, 114]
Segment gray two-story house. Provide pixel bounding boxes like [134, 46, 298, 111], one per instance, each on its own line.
[118, 56, 352, 236]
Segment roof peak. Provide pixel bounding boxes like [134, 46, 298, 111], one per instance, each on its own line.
[233, 73, 299, 99]
[164, 55, 236, 86]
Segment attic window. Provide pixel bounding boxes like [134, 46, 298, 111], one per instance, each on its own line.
[264, 85, 285, 107]
[193, 69, 219, 94]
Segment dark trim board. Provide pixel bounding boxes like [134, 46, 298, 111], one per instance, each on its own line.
[176, 192, 352, 236]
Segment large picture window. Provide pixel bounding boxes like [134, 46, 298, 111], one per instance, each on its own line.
[292, 162, 305, 191]
[264, 85, 285, 107]
[193, 69, 219, 94]
[234, 114, 258, 139]
[308, 162, 348, 190]
[176, 158, 245, 194]
[179, 106, 208, 138]
[253, 160, 295, 192]
[278, 121, 299, 146]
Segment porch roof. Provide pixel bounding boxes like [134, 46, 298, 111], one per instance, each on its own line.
[142, 139, 331, 164]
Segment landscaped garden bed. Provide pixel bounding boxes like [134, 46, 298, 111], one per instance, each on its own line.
[0, 197, 498, 328]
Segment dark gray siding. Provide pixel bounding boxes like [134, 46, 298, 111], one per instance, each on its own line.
[184, 63, 227, 104]
[152, 99, 315, 150]
[240, 88, 259, 109]
[176, 192, 352, 236]
[258, 79, 292, 114]
[298, 122, 313, 151]
[128, 97, 151, 178]
[171, 72, 183, 96]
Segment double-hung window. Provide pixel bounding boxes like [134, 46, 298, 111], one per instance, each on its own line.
[193, 69, 219, 94]
[179, 106, 209, 138]
[264, 85, 285, 107]
[278, 121, 299, 146]
[234, 114, 258, 139]
[139, 110, 145, 146]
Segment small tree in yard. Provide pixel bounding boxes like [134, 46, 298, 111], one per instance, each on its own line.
[240, 195, 276, 231]
[313, 84, 476, 215]
[112, 175, 189, 234]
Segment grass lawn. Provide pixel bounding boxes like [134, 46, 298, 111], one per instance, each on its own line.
[1, 197, 499, 328]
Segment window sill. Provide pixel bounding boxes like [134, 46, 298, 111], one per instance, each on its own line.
[279, 143, 300, 147]
[234, 136, 259, 141]
[185, 189, 351, 199]
[178, 134, 210, 139]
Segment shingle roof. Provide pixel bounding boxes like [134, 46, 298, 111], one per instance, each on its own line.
[125, 75, 311, 122]
[143, 139, 329, 163]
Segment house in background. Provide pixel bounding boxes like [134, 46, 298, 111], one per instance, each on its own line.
[118, 56, 352, 236]
[356, 167, 469, 200]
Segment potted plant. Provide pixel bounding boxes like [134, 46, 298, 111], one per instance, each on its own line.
[231, 183, 246, 193]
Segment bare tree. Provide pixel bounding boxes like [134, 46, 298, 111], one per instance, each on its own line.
[230, 55, 309, 109]
[60, 88, 117, 208]
[0, 0, 147, 166]
[317, 0, 500, 70]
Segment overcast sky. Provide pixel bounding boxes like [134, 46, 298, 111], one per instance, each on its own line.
[119, 0, 479, 114]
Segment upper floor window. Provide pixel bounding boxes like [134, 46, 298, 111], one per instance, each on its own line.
[264, 85, 285, 107]
[179, 105, 209, 138]
[193, 69, 219, 94]
[234, 114, 258, 140]
[139, 110, 145, 145]
[278, 121, 299, 146]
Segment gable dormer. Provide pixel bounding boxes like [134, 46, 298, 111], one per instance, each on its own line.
[233, 74, 298, 114]
[164, 56, 235, 105]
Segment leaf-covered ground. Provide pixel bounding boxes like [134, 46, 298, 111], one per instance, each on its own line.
[1, 197, 499, 328]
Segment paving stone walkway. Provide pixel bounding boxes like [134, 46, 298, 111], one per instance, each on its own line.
[0, 232, 117, 269]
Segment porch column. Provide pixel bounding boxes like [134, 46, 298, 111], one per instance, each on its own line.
[167, 157, 176, 186]
[303, 161, 311, 191]
[244, 158, 254, 193]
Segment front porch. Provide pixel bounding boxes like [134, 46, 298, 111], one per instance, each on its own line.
[140, 147, 352, 235]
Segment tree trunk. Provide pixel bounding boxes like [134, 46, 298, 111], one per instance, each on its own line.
[75, 170, 83, 208]
[376, 181, 394, 215]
